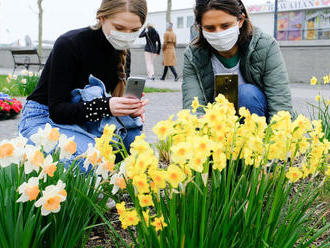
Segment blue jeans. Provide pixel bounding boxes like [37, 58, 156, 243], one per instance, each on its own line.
[18, 100, 141, 170]
[239, 84, 268, 117]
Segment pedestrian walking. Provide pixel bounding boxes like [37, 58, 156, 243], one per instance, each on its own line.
[139, 24, 161, 80]
[161, 23, 179, 81]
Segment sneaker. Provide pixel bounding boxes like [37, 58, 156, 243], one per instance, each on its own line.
[174, 77, 179, 82]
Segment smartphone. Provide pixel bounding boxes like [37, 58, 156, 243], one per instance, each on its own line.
[124, 77, 146, 99]
[214, 74, 239, 113]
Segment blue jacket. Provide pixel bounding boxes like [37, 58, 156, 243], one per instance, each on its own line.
[71, 75, 143, 139]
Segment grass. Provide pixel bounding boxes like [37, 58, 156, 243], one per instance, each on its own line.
[0, 75, 178, 96]
[144, 87, 178, 93]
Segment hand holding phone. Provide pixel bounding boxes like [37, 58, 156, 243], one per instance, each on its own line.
[124, 77, 146, 99]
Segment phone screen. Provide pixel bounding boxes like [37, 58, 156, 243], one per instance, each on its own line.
[124, 77, 146, 99]
[214, 74, 239, 113]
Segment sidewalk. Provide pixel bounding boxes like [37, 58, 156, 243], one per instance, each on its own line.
[1, 69, 330, 144]
[0, 79, 182, 144]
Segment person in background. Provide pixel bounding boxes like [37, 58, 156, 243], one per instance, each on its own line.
[139, 23, 161, 80]
[18, 0, 148, 169]
[161, 22, 179, 81]
[182, 0, 295, 122]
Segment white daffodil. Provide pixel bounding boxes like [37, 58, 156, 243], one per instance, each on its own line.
[82, 143, 101, 171]
[17, 177, 40, 203]
[24, 145, 44, 174]
[21, 69, 29, 76]
[30, 123, 60, 153]
[39, 154, 58, 181]
[0, 136, 27, 168]
[35, 180, 67, 216]
[58, 134, 77, 160]
[95, 155, 116, 180]
[109, 163, 127, 195]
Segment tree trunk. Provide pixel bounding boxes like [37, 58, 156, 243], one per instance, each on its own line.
[38, 0, 43, 58]
[166, 0, 172, 24]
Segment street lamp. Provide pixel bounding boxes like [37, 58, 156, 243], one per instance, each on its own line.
[273, 0, 278, 39]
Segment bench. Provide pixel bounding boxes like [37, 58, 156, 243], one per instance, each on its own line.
[10, 49, 45, 74]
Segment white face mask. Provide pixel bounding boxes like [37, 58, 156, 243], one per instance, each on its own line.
[105, 30, 140, 50]
[202, 24, 240, 52]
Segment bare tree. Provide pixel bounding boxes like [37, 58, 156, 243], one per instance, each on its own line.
[166, 0, 172, 24]
[37, 0, 43, 57]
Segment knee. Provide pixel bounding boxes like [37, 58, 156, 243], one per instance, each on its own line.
[239, 84, 267, 116]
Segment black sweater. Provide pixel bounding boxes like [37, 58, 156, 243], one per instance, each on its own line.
[28, 27, 121, 124]
[139, 27, 161, 54]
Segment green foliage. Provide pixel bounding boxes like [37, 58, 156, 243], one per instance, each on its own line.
[0, 73, 39, 97]
[0, 160, 107, 248]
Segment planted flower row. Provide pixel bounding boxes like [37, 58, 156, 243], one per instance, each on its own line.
[0, 94, 329, 247]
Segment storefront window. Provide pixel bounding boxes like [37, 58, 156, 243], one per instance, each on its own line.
[278, 9, 330, 40]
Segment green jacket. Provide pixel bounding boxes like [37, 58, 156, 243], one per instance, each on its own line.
[182, 28, 295, 121]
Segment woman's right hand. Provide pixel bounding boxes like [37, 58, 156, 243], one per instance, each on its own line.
[109, 97, 143, 116]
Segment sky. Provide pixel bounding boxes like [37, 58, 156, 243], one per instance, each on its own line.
[0, 0, 264, 44]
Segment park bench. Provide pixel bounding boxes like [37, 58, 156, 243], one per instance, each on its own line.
[10, 49, 45, 74]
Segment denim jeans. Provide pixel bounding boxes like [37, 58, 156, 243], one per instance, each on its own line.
[18, 100, 141, 170]
[239, 84, 268, 117]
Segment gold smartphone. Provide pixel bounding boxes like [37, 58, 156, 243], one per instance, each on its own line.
[214, 74, 239, 113]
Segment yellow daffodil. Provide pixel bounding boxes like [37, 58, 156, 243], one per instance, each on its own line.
[166, 164, 186, 188]
[151, 215, 167, 232]
[315, 95, 321, 102]
[171, 142, 192, 164]
[142, 209, 150, 227]
[325, 166, 330, 177]
[152, 120, 173, 141]
[138, 194, 154, 207]
[310, 76, 317, 85]
[120, 209, 140, 229]
[149, 169, 167, 189]
[191, 97, 199, 113]
[323, 75, 329, 84]
[132, 174, 150, 194]
[286, 167, 303, 183]
[116, 202, 126, 215]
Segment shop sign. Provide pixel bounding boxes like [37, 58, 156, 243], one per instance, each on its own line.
[248, 0, 330, 13]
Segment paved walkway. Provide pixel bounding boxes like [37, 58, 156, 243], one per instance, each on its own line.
[1, 76, 329, 144]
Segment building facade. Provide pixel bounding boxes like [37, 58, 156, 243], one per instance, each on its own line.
[139, 0, 330, 45]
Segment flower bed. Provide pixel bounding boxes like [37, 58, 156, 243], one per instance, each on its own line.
[0, 93, 23, 120]
[0, 94, 329, 247]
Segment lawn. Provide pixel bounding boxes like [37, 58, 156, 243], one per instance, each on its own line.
[0, 74, 177, 96]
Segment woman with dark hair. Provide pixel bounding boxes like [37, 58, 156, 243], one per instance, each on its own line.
[18, 0, 148, 168]
[182, 0, 295, 122]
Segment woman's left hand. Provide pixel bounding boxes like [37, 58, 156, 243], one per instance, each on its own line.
[130, 97, 148, 123]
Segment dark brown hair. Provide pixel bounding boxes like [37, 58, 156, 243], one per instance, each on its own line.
[193, 0, 253, 49]
[94, 0, 148, 97]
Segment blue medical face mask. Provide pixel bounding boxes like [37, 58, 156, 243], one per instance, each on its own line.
[202, 23, 240, 52]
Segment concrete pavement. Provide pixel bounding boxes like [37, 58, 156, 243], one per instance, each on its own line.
[0, 78, 329, 144]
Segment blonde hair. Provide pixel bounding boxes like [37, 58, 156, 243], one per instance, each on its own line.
[94, 0, 148, 97]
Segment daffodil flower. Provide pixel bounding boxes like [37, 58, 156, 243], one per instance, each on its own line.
[30, 123, 60, 153]
[35, 180, 67, 216]
[17, 177, 40, 203]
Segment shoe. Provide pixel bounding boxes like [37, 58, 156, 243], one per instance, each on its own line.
[174, 77, 179, 82]
[160, 77, 165, 81]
